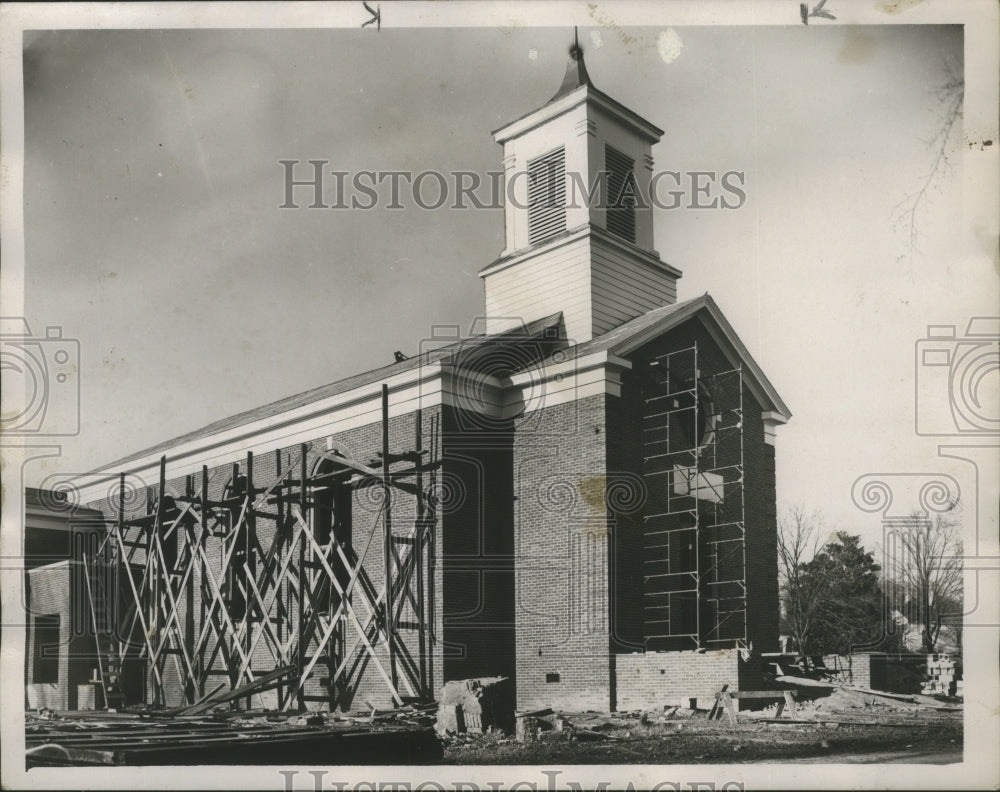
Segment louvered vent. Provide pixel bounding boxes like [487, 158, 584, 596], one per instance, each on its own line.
[605, 145, 637, 243]
[527, 147, 567, 245]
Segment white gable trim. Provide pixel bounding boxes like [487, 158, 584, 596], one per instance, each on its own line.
[609, 295, 792, 422]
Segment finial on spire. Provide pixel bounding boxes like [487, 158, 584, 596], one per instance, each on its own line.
[550, 26, 593, 102]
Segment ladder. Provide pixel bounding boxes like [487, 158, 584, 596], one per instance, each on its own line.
[82, 553, 126, 709]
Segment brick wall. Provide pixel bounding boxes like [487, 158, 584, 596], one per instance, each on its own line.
[606, 368, 647, 658]
[512, 394, 613, 711]
[604, 316, 780, 710]
[615, 649, 740, 711]
[77, 315, 781, 714]
[742, 395, 780, 654]
[822, 653, 890, 689]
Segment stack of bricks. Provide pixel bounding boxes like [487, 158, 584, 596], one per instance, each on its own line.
[921, 654, 957, 696]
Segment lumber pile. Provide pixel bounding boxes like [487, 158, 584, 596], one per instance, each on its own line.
[774, 674, 961, 712]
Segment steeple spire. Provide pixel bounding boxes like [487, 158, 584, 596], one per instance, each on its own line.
[550, 27, 594, 102]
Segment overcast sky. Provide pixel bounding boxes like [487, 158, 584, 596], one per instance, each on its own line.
[17, 18, 995, 551]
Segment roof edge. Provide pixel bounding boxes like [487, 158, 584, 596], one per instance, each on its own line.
[604, 294, 792, 421]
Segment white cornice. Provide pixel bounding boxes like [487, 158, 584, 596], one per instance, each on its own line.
[493, 85, 663, 145]
[480, 224, 681, 281]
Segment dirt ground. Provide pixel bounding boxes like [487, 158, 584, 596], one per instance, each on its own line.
[441, 693, 963, 765]
[443, 719, 961, 764]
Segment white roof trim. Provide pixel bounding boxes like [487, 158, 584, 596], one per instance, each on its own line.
[609, 294, 792, 421]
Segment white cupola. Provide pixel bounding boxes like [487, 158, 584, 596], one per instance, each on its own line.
[481, 33, 682, 344]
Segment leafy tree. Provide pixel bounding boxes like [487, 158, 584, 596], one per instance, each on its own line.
[779, 516, 888, 657]
[801, 532, 886, 655]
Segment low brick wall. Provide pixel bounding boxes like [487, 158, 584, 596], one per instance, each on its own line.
[821, 653, 888, 689]
[614, 650, 740, 711]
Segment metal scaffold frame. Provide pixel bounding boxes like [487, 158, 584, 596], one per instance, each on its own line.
[640, 343, 747, 650]
[85, 386, 438, 711]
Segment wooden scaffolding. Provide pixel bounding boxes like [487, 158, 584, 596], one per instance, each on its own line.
[85, 385, 437, 711]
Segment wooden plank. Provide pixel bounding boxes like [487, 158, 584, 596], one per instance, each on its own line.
[756, 718, 950, 727]
[175, 664, 297, 716]
[314, 449, 421, 496]
[728, 690, 798, 700]
[722, 691, 738, 726]
[774, 675, 961, 710]
[708, 684, 727, 722]
[381, 383, 398, 695]
[785, 690, 797, 719]
[156, 683, 227, 716]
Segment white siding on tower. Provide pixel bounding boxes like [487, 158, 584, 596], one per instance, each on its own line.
[483, 233, 592, 341]
[482, 229, 679, 343]
[590, 239, 677, 335]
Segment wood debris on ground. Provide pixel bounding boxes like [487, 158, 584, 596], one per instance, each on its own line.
[25, 704, 443, 766]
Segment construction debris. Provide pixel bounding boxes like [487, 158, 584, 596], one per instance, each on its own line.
[437, 677, 514, 735]
[774, 674, 961, 711]
[170, 665, 297, 716]
[25, 709, 442, 766]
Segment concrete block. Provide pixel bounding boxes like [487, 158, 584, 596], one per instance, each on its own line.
[439, 676, 514, 734]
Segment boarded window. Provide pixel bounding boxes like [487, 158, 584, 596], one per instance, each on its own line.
[32, 614, 60, 684]
[605, 145, 637, 243]
[527, 147, 566, 244]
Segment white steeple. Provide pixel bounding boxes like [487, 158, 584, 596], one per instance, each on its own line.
[481, 34, 682, 344]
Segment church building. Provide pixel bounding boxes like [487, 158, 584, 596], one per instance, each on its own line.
[70, 39, 790, 714]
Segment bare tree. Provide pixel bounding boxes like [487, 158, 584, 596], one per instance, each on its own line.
[892, 58, 964, 263]
[886, 503, 963, 653]
[777, 506, 824, 654]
